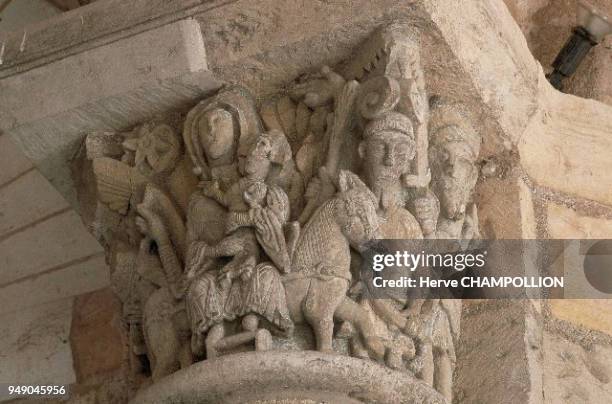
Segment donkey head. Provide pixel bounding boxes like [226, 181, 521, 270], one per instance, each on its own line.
[334, 170, 380, 250]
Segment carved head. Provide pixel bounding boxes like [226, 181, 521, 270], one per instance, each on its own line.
[241, 131, 273, 180]
[429, 105, 480, 220]
[334, 171, 380, 249]
[198, 108, 236, 161]
[240, 130, 293, 182]
[183, 87, 263, 177]
[132, 124, 181, 176]
[359, 112, 416, 187]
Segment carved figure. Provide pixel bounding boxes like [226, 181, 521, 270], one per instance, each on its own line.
[346, 109, 425, 372]
[359, 110, 423, 239]
[131, 186, 191, 381]
[185, 131, 294, 356]
[414, 103, 481, 241]
[283, 170, 386, 358]
[411, 102, 481, 401]
[182, 88, 293, 358]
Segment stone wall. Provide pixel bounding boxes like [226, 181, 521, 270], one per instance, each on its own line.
[0, 134, 111, 403]
[504, 0, 612, 106]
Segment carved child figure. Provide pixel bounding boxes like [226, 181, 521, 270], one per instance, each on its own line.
[186, 130, 294, 357]
[190, 130, 293, 281]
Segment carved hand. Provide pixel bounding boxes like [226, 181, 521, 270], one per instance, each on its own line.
[402, 169, 431, 189]
[462, 203, 480, 240]
[225, 212, 241, 234]
[412, 192, 439, 236]
[402, 315, 421, 338]
[137, 204, 169, 244]
[199, 180, 222, 200]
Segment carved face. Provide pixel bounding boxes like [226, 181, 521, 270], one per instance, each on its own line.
[242, 134, 273, 180]
[199, 109, 236, 161]
[335, 189, 380, 250]
[361, 131, 415, 185]
[135, 125, 180, 175]
[430, 140, 478, 220]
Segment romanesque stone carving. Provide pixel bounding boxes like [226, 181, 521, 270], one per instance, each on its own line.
[80, 22, 482, 403]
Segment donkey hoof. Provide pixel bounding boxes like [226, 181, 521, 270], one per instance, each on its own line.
[365, 337, 386, 361]
[336, 321, 355, 339]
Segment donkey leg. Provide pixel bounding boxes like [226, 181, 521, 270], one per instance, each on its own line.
[335, 297, 385, 360]
[303, 278, 348, 352]
[143, 288, 183, 381]
[282, 278, 310, 324]
[433, 348, 453, 401]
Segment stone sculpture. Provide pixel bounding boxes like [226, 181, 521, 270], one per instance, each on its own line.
[285, 170, 384, 356]
[79, 22, 482, 403]
[133, 186, 191, 381]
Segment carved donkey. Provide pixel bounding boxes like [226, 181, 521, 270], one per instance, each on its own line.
[283, 171, 386, 358]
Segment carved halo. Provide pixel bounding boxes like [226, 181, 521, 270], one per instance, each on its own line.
[182, 86, 263, 177]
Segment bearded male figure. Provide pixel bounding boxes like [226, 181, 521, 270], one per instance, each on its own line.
[411, 102, 482, 401]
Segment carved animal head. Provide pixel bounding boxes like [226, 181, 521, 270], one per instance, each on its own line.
[333, 171, 380, 250]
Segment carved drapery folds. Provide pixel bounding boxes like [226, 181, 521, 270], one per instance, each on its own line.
[80, 22, 481, 403]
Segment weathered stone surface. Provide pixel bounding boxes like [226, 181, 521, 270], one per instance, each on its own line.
[0, 19, 221, 205]
[546, 203, 612, 336]
[419, 0, 541, 145]
[132, 351, 446, 404]
[454, 300, 543, 404]
[70, 288, 125, 382]
[1, 19, 209, 129]
[0, 0, 60, 34]
[0, 135, 33, 186]
[0, 210, 103, 286]
[0, 298, 76, 391]
[550, 300, 612, 338]
[475, 173, 524, 239]
[0, 169, 69, 236]
[519, 82, 612, 207]
[504, 0, 612, 106]
[547, 203, 612, 239]
[543, 331, 612, 403]
[519, 178, 538, 239]
[0, 0, 205, 74]
[0, 253, 109, 315]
